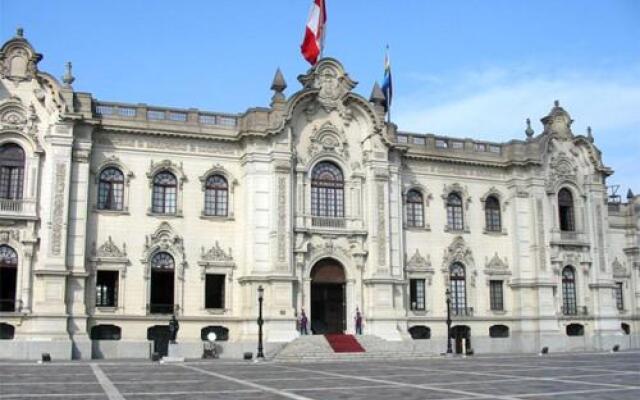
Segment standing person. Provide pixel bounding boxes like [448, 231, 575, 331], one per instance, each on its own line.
[355, 307, 363, 335]
[300, 309, 308, 335]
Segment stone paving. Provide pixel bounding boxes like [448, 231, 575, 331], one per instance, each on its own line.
[1, 351, 639, 399]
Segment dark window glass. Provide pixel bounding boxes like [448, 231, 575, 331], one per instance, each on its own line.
[406, 190, 424, 227]
[152, 171, 177, 214]
[90, 325, 121, 340]
[0, 323, 15, 340]
[0, 245, 18, 312]
[150, 252, 175, 314]
[96, 270, 118, 307]
[204, 175, 228, 216]
[450, 263, 466, 314]
[562, 266, 577, 315]
[447, 193, 463, 230]
[558, 188, 575, 231]
[311, 161, 344, 217]
[566, 323, 584, 336]
[408, 325, 431, 339]
[205, 274, 225, 309]
[489, 324, 510, 338]
[489, 280, 504, 311]
[615, 282, 624, 310]
[621, 323, 630, 335]
[97, 167, 124, 210]
[409, 279, 425, 310]
[0, 143, 25, 200]
[485, 196, 501, 232]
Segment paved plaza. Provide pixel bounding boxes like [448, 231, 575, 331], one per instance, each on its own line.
[1, 352, 639, 399]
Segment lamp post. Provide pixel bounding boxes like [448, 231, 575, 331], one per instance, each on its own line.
[257, 285, 265, 359]
[446, 288, 453, 355]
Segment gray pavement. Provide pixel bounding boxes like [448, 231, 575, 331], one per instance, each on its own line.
[1, 351, 639, 399]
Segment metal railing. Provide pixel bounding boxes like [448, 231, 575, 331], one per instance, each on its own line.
[0, 198, 36, 217]
[311, 216, 346, 228]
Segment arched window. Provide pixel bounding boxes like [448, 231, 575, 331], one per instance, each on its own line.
[566, 323, 584, 336]
[97, 167, 124, 211]
[408, 325, 431, 340]
[406, 190, 424, 227]
[311, 161, 344, 218]
[0, 143, 25, 200]
[204, 174, 228, 216]
[489, 324, 510, 338]
[149, 252, 175, 314]
[90, 324, 121, 341]
[0, 245, 18, 312]
[562, 266, 577, 315]
[558, 188, 575, 231]
[449, 263, 467, 315]
[485, 196, 501, 232]
[152, 171, 177, 214]
[447, 193, 463, 231]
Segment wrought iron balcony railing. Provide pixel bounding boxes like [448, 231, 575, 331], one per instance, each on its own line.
[562, 305, 588, 316]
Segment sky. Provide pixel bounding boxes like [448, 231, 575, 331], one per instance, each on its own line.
[1, 0, 639, 194]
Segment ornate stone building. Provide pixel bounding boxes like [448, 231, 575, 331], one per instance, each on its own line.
[0, 30, 638, 359]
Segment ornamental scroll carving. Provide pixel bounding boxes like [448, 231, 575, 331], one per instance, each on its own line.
[406, 249, 432, 271]
[307, 122, 349, 160]
[92, 236, 127, 259]
[0, 34, 42, 81]
[201, 241, 233, 263]
[484, 252, 511, 276]
[612, 257, 629, 278]
[298, 59, 357, 113]
[142, 222, 186, 279]
[50, 163, 67, 256]
[442, 236, 477, 286]
[546, 152, 578, 194]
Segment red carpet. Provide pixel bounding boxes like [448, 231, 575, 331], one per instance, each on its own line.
[324, 334, 366, 353]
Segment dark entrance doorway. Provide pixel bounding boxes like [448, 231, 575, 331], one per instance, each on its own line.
[149, 252, 175, 314]
[310, 259, 346, 334]
[147, 325, 171, 356]
[451, 325, 471, 354]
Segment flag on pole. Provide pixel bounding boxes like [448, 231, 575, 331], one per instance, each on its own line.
[301, 0, 327, 65]
[381, 46, 393, 116]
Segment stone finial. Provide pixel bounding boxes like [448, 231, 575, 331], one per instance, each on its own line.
[587, 126, 594, 143]
[16, 27, 24, 37]
[627, 189, 635, 200]
[271, 68, 287, 93]
[525, 118, 534, 139]
[62, 61, 75, 87]
[554, 99, 560, 107]
[369, 81, 386, 106]
[541, 99, 573, 138]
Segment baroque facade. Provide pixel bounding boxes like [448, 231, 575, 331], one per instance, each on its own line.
[0, 30, 638, 359]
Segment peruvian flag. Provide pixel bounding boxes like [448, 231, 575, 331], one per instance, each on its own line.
[301, 0, 327, 65]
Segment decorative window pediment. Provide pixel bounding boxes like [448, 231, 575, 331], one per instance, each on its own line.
[406, 249, 432, 272]
[146, 159, 186, 186]
[442, 236, 477, 285]
[307, 121, 349, 159]
[147, 160, 186, 216]
[141, 222, 186, 280]
[198, 241, 236, 281]
[442, 183, 471, 209]
[612, 257, 629, 278]
[484, 252, 511, 277]
[546, 152, 579, 194]
[0, 30, 42, 82]
[91, 236, 128, 263]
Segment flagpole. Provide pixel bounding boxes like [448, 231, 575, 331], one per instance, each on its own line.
[386, 45, 391, 125]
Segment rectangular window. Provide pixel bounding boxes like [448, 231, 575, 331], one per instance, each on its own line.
[615, 282, 624, 310]
[409, 279, 425, 311]
[96, 270, 118, 307]
[205, 274, 225, 309]
[489, 280, 504, 311]
[435, 139, 448, 148]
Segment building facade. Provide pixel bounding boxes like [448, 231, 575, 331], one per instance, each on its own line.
[0, 31, 638, 359]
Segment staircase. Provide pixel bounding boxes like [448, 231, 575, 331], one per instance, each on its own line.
[274, 334, 439, 362]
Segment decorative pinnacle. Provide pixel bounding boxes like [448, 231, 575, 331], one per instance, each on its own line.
[525, 118, 534, 138]
[271, 68, 287, 93]
[16, 27, 24, 37]
[554, 100, 560, 107]
[587, 126, 594, 143]
[62, 61, 75, 87]
[370, 81, 386, 105]
[627, 189, 635, 199]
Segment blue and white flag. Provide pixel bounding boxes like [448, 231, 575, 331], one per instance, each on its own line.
[381, 46, 393, 113]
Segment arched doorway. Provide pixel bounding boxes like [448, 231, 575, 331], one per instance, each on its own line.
[310, 259, 346, 334]
[451, 325, 471, 354]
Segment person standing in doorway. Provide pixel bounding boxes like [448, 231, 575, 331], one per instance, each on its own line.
[355, 307, 363, 335]
[300, 309, 308, 335]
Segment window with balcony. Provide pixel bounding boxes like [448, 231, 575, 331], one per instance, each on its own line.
[204, 175, 228, 217]
[615, 282, 624, 310]
[149, 252, 175, 314]
[406, 189, 424, 228]
[0, 143, 24, 201]
[447, 193, 464, 231]
[97, 167, 124, 211]
[558, 188, 575, 232]
[152, 171, 177, 214]
[450, 263, 467, 315]
[485, 196, 501, 232]
[409, 279, 425, 311]
[489, 280, 504, 311]
[562, 266, 577, 315]
[0, 245, 18, 312]
[95, 270, 118, 308]
[311, 161, 344, 218]
[205, 274, 225, 309]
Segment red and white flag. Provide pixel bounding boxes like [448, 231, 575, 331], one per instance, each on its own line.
[301, 0, 327, 65]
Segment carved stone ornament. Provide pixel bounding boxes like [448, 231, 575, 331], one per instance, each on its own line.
[307, 121, 349, 159]
[93, 236, 127, 259]
[406, 249, 433, 272]
[442, 236, 475, 270]
[484, 252, 511, 276]
[146, 159, 186, 187]
[298, 58, 357, 113]
[612, 257, 629, 278]
[442, 182, 471, 210]
[200, 241, 234, 264]
[0, 30, 42, 81]
[546, 152, 578, 194]
[0, 229, 19, 243]
[142, 222, 186, 279]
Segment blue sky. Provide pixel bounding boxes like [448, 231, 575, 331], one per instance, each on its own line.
[1, 1, 639, 194]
